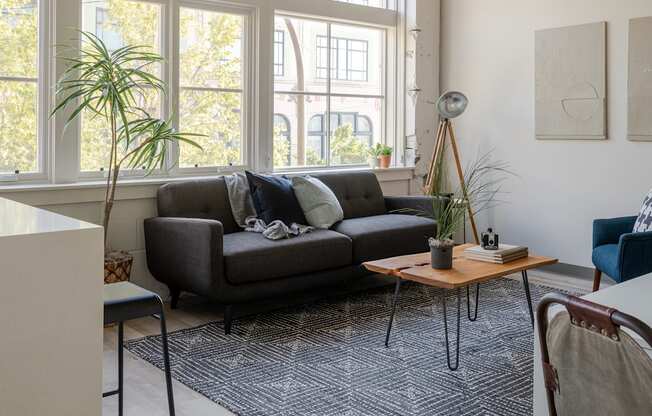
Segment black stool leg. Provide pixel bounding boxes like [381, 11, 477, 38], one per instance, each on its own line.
[158, 306, 176, 416]
[118, 321, 124, 416]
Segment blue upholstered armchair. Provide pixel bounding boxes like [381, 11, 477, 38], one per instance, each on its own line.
[592, 216, 652, 291]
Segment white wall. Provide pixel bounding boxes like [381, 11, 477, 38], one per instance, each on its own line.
[440, 0, 652, 267]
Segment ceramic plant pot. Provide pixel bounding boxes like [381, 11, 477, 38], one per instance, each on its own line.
[430, 241, 453, 270]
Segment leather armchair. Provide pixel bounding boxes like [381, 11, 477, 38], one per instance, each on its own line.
[592, 216, 652, 291]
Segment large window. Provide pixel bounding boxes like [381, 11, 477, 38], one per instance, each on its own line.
[2, 0, 399, 185]
[274, 16, 385, 169]
[80, 0, 162, 173]
[0, 0, 40, 175]
[178, 7, 245, 169]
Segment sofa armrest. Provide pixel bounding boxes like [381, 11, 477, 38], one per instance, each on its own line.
[144, 217, 224, 297]
[593, 216, 638, 249]
[385, 195, 450, 218]
[618, 231, 652, 280]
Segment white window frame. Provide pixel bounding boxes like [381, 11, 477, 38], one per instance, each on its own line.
[0, 0, 50, 183]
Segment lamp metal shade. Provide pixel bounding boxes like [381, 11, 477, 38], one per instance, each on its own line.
[436, 91, 468, 119]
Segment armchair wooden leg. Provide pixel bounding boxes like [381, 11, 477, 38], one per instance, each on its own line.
[592, 269, 602, 292]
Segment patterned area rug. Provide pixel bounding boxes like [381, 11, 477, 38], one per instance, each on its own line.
[126, 278, 557, 416]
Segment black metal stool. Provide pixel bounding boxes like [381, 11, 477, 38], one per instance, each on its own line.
[103, 282, 175, 416]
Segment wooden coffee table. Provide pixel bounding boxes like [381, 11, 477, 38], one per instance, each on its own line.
[363, 244, 557, 370]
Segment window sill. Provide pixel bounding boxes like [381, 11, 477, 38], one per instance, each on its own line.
[0, 166, 415, 206]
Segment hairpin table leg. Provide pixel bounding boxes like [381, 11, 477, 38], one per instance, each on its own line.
[522, 270, 534, 327]
[385, 277, 402, 347]
[467, 283, 480, 322]
[442, 287, 462, 371]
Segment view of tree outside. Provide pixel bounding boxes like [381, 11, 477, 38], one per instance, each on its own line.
[80, 1, 245, 171]
[0, 0, 39, 173]
[80, 0, 161, 172]
[178, 7, 243, 168]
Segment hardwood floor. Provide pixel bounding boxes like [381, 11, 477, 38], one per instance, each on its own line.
[102, 272, 595, 416]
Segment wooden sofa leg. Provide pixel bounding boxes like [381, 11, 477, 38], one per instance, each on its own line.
[169, 287, 181, 309]
[224, 305, 233, 335]
[592, 269, 602, 292]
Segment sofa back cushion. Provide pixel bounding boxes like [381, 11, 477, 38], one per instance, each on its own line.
[312, 171, 386, 219]
[245, 171, 307, 225]
[291, 175, 344, 229]
[156, 178, 240, 234]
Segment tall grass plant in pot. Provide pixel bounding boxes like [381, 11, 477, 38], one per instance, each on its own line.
[428, 151, 514, 269]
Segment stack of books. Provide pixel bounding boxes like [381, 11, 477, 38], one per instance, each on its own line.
[464, 244, 528, 264]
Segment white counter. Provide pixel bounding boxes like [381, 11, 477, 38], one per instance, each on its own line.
[0, 197, 104, 416]
[533, 274, 652, 415]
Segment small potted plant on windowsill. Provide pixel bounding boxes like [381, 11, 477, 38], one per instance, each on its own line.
[369, 143, 393, 169]
[52, 32, 202, 283]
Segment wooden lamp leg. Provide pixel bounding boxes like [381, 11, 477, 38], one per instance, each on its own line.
[425, 120, 447, 194]
[447, 121, 480, 245]
[592, 269, 602, 292]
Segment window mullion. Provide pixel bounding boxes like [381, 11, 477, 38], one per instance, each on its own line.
[158, 1, 174, 176]
[325, 22, 332, 167]
[167, 1, 181, 176]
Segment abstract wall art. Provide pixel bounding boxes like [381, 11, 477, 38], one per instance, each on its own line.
[628, 17, 652, 142]
[535, 22, 607, 140]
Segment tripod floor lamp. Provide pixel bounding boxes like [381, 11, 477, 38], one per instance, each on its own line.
[425, 91, 480, 244]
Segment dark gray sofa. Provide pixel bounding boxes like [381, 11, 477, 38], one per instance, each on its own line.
[144, 171, 445, 334]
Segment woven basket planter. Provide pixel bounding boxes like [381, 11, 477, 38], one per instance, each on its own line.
[104, 251, 133, 284]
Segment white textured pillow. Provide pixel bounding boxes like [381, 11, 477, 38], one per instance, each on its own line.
[291, 176, 344, 229]
[633, 188, 652, 232]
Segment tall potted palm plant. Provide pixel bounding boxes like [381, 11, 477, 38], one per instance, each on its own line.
[53, 31, 201, 283]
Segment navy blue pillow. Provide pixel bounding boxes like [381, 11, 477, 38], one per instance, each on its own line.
[245, 171, 307, 225]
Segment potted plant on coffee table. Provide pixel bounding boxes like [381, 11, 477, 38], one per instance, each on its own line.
[428, 151, 514, 269]
[369, 143, 393, 169]
[52, 32, 202, 283]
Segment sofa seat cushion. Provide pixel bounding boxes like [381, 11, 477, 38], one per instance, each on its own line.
[223, 230, 353, 285]
[332, 214, 436, 263]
